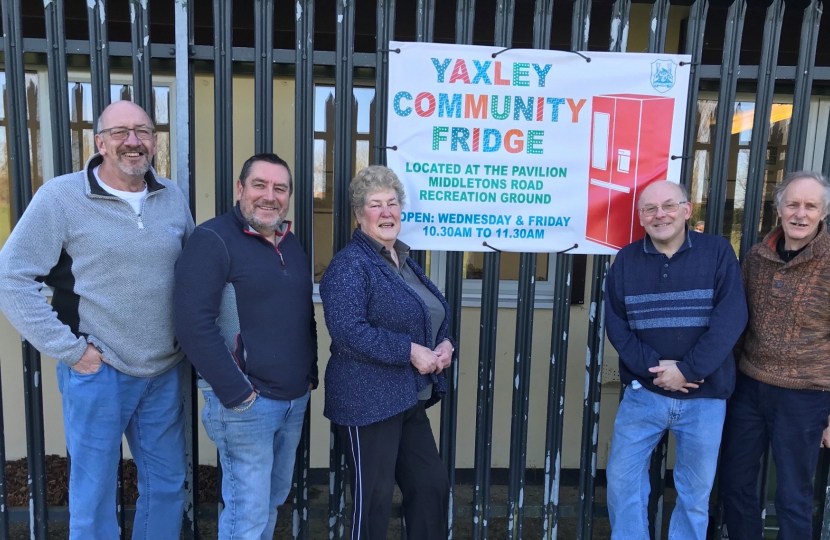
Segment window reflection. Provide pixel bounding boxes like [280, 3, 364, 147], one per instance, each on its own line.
[689, 98, 791, 254]
[0, 73, 42, 247]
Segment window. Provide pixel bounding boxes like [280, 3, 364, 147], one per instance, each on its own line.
[690, 94, 794, 254]
[0, 72, 42, 248]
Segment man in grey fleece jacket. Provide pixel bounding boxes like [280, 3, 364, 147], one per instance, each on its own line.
[0, 101, 194, 539]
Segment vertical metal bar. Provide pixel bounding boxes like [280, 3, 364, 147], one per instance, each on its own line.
[213, 0, 234, 216]
[415, 0, 436, 42]
[507, 0, 548, 536]
[493, 0, 515, 52]
[645, 9, 672, 538]
[679, 0, 709, 192]
[576, 257, 609, 540]
[507, 253, 535, 540]
[786, 0, 822, 173]
[820, 454, 830, 540]
[176, 4, 199, 532]
[212, 0, 233, 516]
[292, 408, 311, 540]
[333, 0, 356, 253]
[44, 0, 72, 176]
[3, 1, 48, 537]
[373, 0, 396, 167]
[0, 369, 8, 539]
[739, 0, 784, 259]
[646, 436, 668, 540]
[542, 253, 573, 540]
[472, 251, 500, 540]
[87, 0, 111, 123]
[571, 0, 591, 51]
[294, 0, 315, 257]
[455, 0, 476, 47]
[648, 0, 669, 53]
[117, 448, 125, 538]
[813, 451, 830, 539]
[410, 0, 437, 307]
[706, 0, 746, 236]
[175, 0, 195, 212]
[823, 114, 830, 178]
[442, 5, 473, 539]
[21, 343, 47, 540]
[182, 366, 200, 540]
[330, 2, 356, 538]
[758, 446, 774, 533]
[472, 4, 512, 538]
[255, 0, 274, 154]
[439, 250, 462, 538]
[129, 0, 153, 115]
[293, 0, 315, 537]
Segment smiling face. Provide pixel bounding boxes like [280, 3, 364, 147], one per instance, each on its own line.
[778, 176, 828, 250]
[237, 161, 292, 235]
[95, 101, 157, 179]
[638, 181, 692, 255]
[356, 189, 401, 250]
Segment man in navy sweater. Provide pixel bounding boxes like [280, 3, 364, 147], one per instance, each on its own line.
[174, 153, 317, 539]
[604, 181, 747, 540]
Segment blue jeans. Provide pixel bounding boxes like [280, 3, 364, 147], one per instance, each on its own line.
[720, 373, 830, 540]
[56, 360, 186, 540]
[200, 381, 310, 540]
[606, 382, 726, 540]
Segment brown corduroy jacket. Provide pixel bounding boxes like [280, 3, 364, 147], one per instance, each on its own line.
[738, 222, 830, 390]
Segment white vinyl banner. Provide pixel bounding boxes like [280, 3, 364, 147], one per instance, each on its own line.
[385, 41, 692, 254]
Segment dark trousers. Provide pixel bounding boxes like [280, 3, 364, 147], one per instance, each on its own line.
[720, 373, 830, 540]
[337, 401, 449, 540]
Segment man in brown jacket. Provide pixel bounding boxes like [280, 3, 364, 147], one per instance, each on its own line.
[720, 171, 830, 540]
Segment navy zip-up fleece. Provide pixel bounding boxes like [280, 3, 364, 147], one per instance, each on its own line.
[605, 230, 748, 400]
[174, 205, 318, 408]
[321, 229, 453, 427]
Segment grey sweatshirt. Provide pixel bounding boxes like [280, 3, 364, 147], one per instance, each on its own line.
[0, 154, 195, 377]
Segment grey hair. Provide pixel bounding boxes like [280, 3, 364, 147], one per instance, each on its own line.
[773, 171, 830, 214]
[350, 165, 406, 217]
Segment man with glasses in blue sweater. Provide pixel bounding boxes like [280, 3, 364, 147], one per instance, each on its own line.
[604, 180, 748, 540]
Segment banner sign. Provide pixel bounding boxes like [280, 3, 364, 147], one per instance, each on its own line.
[385, 41, 691, 254]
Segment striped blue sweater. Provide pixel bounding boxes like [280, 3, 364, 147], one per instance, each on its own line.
[605, 230, 748, 399]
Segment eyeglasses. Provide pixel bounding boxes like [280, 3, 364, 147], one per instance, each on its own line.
[98, 127, 156, 140]
[639, 201, 688, 216]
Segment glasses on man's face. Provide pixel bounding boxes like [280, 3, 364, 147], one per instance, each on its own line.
[639, 201, 687, 217]
[98, 127, 156, 140]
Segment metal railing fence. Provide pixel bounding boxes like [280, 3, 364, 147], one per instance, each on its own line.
[0, 0, 829, 539]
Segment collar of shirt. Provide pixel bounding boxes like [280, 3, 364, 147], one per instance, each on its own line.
[362, 233, 411, 268]
[642, 225, 693, 255]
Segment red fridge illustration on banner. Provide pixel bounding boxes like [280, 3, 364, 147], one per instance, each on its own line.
[586, 94, 675, 249]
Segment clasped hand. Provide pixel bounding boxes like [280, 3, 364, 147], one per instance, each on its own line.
[648, 360, 703, 394]
[410, 340, 453, 375]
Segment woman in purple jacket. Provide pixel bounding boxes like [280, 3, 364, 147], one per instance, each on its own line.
[321, 165, 455, 540]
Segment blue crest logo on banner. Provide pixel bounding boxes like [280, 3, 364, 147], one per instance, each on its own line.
[651, 59, 677, 93]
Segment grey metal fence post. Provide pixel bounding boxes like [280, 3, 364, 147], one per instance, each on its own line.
[786, 0, 822, 174]
[2, 0, 48, 537]
[129, 0, 153, 116]
[254, 0, 275, 154]
[330, 0, 356, 537]
[679, 0, 709, 192]
[706, 0, 746, 236]
[293, 0, 315, 538]
[87, 0, 111, 123]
